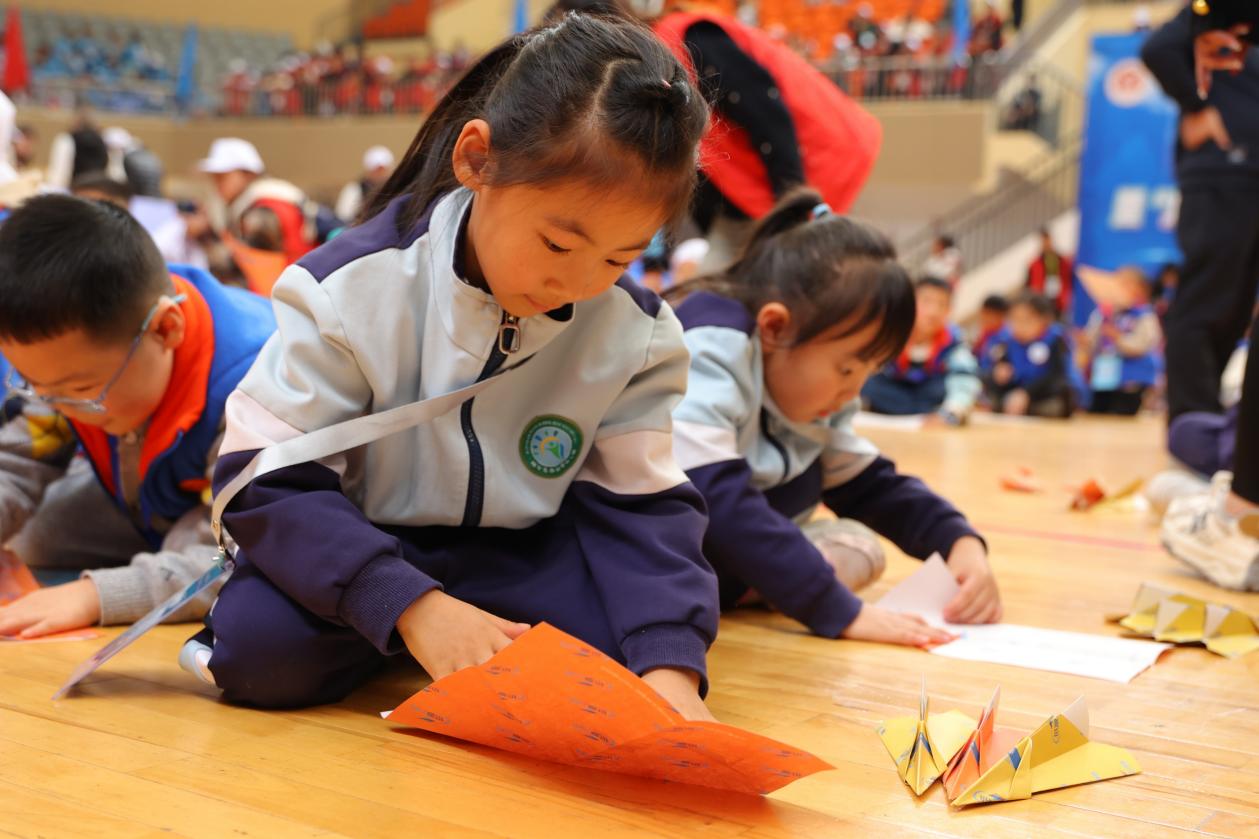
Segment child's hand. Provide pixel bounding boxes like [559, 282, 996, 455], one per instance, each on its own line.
[944, 537, 1003, 624]
[841, 603, 957, 648]
[642, 667, 714, 721]
[993, 362, 1014, 386]
[0, 578, 100, 638]
[397, 590, 531, 681]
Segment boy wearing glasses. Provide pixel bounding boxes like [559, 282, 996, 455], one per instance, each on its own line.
[0, 195, 275, 637]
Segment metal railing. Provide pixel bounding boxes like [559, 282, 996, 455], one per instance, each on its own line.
[23, 77, 178, 114]
[823, 52, 1008, 101]
[219, 75, 456, 117]
[897, 133, 1084, 274]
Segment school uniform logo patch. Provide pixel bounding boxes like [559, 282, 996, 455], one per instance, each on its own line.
[520, 415, 583, 478]
[1028, 342, 1051, 365]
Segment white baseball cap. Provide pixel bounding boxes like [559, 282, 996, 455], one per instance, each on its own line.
[198, 138, 265, 175]
[363, 145, 395, 171]
[103, 126, 135, 151]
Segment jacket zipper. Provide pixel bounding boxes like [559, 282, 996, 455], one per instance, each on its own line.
[760, 410, 791, 485]
[460, 312, 521, 526]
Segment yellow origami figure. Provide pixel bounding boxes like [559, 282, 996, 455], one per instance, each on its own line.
[1119, 583, 1259, 658]
[947, 696, 1142, 807]
[878, 687, 1142, 806]
[876, 679, 976, 795]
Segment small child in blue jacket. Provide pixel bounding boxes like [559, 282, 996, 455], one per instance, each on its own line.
[863, 277, 982, 423]
[1083, 267, 1162, 416]
[983, 292, 1082, 418]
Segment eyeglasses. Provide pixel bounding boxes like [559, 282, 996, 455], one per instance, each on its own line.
[4, 294, 186, 415]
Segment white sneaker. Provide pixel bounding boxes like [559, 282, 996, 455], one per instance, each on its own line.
[178, 631, 217, 686]
[1144, 469, 1210, 518]
[1162, 472, 1259, 591]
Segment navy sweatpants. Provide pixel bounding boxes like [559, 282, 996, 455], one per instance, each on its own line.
[862, 374, 947, 416]
[204, 520, 624, 709]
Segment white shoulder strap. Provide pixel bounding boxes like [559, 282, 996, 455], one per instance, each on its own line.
[211, 363, 524, 552]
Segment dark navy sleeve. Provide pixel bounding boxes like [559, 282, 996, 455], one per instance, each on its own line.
[822, 455, 983, 560]
[566, 480, 719, 694]
[213, 453, 440, 655]
[685, 21, 806, 197]
[687, 458, 864, 637]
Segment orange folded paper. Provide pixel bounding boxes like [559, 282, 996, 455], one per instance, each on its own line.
[385, 623, 833, 795]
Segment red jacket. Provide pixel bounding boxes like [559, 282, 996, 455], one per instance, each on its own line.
[654, 11, 882, 218]
[1027, 251, 1073, 315]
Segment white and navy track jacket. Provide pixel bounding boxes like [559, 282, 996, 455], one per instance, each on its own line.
[213, 189, 718, 685]
[672, 291, 980, 637]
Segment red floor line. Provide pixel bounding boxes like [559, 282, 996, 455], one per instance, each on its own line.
[973, 521, 1162, 553]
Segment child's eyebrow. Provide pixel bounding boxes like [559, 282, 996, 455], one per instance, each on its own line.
[545, 216, 652, 253]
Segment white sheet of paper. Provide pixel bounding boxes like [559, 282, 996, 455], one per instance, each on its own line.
[876, 555, 1169, 683]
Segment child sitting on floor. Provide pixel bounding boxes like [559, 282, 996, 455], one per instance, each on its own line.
[862, 277, 982, 423]
[1082, 266, 1162, 416]
[0, 195, 274, 638]
[186, 15, 720, 715]
[982, 292, 1081, 418]
[974, 294, 1009, 359]
[669, 190, 1001, 648]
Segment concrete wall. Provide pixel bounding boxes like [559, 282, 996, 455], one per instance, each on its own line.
[24, 0, 352, 49]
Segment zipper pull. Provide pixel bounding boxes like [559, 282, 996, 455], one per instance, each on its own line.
[498, 314, 521, 354]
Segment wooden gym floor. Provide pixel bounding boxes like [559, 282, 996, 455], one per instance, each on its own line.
[2, 415, 1257, 838]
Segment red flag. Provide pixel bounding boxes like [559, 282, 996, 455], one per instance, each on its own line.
[4, 7, 29, 94]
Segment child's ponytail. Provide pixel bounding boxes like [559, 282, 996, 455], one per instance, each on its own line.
[737, 187, 831, 260]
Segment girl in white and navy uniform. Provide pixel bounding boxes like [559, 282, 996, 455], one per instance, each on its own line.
[670, 190, 1003, 649]
[189, 15, 719, 717]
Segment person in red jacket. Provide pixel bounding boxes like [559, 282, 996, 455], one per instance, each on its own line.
[1026, 227, 1073, 318]
[547, 0, 882, 273]
[197, 137, 317, 265]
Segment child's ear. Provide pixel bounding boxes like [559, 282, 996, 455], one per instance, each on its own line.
[452, 119, 492, 191]
[155, 298, 187, 351]
[756, 302, 794, 349]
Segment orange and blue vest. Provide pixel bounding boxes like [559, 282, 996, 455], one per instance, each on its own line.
[70, 265, 276, 549]
[884, 326, 963, 384]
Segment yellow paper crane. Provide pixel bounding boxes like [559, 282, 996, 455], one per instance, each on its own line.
[1118, 583, 1259, 658]
[876, 678, 977, 795]
[947, 697, 1142, 807]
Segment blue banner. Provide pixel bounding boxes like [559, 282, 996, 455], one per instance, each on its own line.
[952, 0, 971, 64]
[513, 0, 530, 35]
[175, 24, 198, 113]
[1074, 32, 1182, 325]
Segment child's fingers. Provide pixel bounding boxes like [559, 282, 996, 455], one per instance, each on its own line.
[489, 630, 515, 655]
[487, 614, 531, 639]
[0, 606, 35, 637]
[943, 580, 987, 624]
[19, 618, 59, 639]
[918, 623, 958, 646]
[894, 614, 953, 647]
